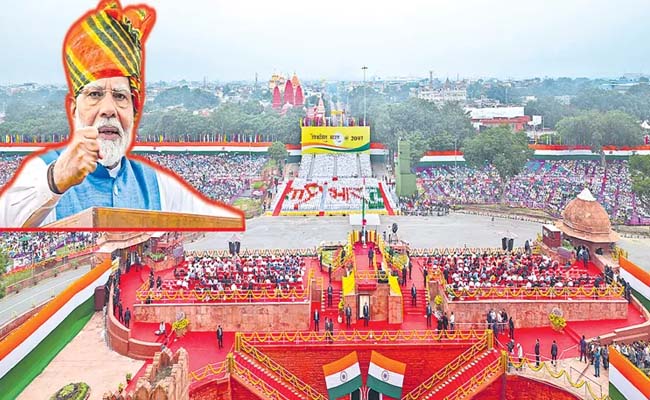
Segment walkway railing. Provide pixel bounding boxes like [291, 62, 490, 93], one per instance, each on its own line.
[401, 333, 491, 400]
[137, 271, 314, 304]
[231, 357, 294, 400]
[507, 355, 607, 400]
[237, 340, 325, 400]
[237, 329, 489, 347]
[446, 353, 505, 400]
[444, 284, 624, 301]
[189, 360, 228, 385]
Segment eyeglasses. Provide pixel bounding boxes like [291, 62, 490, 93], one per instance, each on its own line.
[80, 88, 132, 109]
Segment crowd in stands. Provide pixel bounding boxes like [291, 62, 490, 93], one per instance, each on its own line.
[162, 254, 307, 294]
[420, 251, 607, 296]
[0, 232, 97, 270]
[298, 154, 372, 179]
[613, 341, 650, 374]
[0, 154, 24, 188]
[407, 160, 649, 224]
[142, 153, 268, 203]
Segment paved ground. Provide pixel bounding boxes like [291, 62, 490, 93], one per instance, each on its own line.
[188, 213, 650, 271]
[187, 213, 542, 251]
[18, 311, 143, 400]
[0, 264, 91, 327]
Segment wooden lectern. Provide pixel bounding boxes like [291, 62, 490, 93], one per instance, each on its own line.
[44, 207, 244, 230]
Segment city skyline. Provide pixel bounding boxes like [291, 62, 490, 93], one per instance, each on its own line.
[0, 0, 649, 84]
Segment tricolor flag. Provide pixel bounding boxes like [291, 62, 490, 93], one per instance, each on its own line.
[322, 352, 362, 399]
[367, 351, 406, 399]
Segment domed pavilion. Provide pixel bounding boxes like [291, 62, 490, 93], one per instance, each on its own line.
[555, 188, 619, 257]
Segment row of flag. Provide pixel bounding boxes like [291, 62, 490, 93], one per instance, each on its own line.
[323, 351, 406, 399]
[1, 133, 273, 144]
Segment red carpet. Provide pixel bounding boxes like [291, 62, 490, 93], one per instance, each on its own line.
[494, 327, 580, 360]
[567, 303, 646, 339]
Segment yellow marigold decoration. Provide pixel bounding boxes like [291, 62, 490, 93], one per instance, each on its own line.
[172, 317, 189, 336]
[549, 308, 566, 331]
[434, 294, 443, 306]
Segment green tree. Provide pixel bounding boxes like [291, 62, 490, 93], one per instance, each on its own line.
[524, 97, 576, 129]
[462, 126, 533, 199]
[630, 155, 650, 211]
[267, 141, 288, 164]
[0, 250, 8, 299]
[557, 110, 642, 151]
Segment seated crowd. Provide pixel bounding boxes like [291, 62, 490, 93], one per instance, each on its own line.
[408, 159, 649, 224]
[159, 254, 307, 295]
[142, 153, 268, 203]
[0, 154, 24, 189]
[0, 232, 97, 270]
[421, 252, 606, 295]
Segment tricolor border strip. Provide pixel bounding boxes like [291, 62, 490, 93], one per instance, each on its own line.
[0, 259, 112, 380]
[609, 346, 650, 400]
[619, 256, 650, 310]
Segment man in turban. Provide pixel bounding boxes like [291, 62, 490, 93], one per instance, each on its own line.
[0, 0, 243, 228]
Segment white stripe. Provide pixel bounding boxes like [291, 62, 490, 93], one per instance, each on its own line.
[324, 362, 361, 389]
[420, 155, 466, 163]
[610, 364, 647, 400]
[131, 145, 268, 153]
[0, 146, 44, 153]
[619, 268, 650, 300]
[368, 361, 404, 387]
[0, 269, 111, 379]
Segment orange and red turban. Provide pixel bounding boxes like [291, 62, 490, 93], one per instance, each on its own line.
[63, 0, 155, 113]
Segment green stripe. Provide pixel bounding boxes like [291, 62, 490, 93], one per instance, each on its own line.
[631, 288, 650, 313]
[65, 53, 89, 93]
[327, 374, 362, 399]
[367, 374, 402, 398]
[0, 297, 95, 400]
[98, 14, 140, 68]
[86, 16, 136, 74]
[609, 382, 627, 400]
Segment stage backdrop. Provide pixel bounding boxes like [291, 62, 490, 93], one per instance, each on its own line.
[301, 126, 370, 154]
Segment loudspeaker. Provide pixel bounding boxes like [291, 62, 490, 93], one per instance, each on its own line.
[392, 223, 398, 234]
[228, 242, 235, 255]
[508, 238, 514, 252]
[501, 237, 507, 251]
[234, 241, 241, 255]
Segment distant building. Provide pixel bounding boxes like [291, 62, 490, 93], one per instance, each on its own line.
[466, 106, 531, 132]
[416, 79, 467, 105]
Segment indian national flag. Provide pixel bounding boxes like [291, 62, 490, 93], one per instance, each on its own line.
[367, 351, 406, 399]
[322, 352, 362, 399]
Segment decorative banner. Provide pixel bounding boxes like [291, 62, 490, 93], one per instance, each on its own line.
[367, 351, 406, 399]
[323, 352, 362, 399]
[301, 126, 370, 154]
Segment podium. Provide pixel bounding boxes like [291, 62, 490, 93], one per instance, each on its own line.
[44, 207, 244, 230]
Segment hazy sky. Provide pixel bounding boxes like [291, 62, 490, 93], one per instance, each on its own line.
[1, 0, 648, 84]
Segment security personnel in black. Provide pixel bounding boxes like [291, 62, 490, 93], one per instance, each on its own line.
[363, 303, 369, 327]
[426, 302, 433, 328]
[411, 284, 417, 306]
[345, 304, 352, 328]
[327, 284, 333, 307]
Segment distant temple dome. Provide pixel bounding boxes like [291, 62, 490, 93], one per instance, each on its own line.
[556, 188, 619, 243]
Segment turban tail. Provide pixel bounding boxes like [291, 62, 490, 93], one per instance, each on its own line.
[63, 0, 155, 113]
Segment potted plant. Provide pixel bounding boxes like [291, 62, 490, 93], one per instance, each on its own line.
[117, 383, 124, 393]
[50, 382, 90, 400]
[125, 373, 132, 383]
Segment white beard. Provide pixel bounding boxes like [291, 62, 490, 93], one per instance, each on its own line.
[74, 111, 132, 169]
